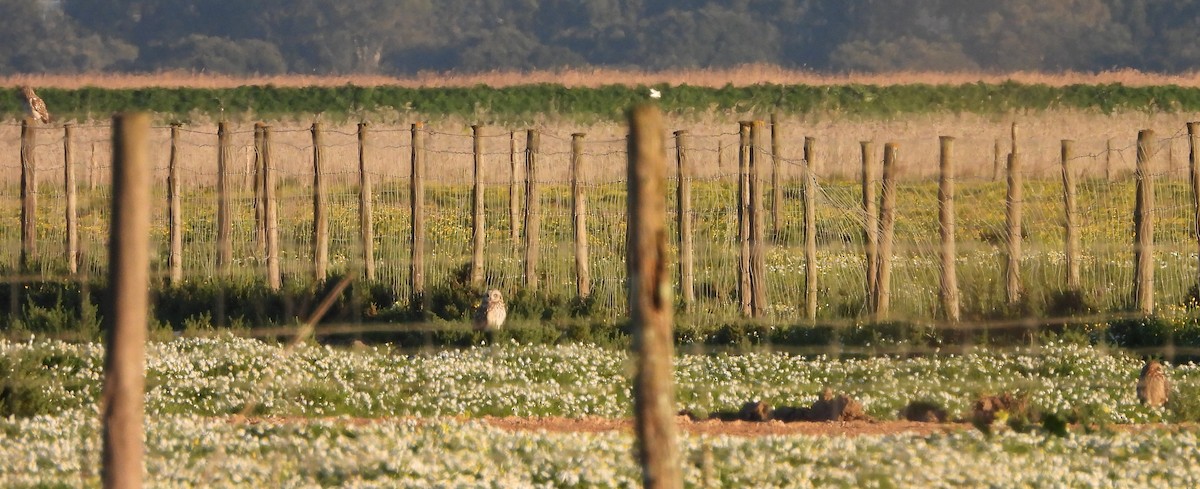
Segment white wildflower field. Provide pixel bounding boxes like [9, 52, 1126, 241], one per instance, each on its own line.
[3, 335, 1200, 487]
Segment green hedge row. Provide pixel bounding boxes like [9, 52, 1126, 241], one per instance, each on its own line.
[7, 82, 1200, 122]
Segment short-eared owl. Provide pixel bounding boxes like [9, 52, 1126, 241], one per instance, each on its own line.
[1137, 359, 1169, 407]
[473, 289, 506, 331]
[20, 86, 51, 124]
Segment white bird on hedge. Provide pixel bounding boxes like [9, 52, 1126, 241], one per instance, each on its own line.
[473, 289, 507, 331]
[649, 88, 662, 99]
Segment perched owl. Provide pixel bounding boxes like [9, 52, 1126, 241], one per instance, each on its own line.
[1137, 359, 1169, 407]
[20, 86, 51, 124]
[473, 289, 507, 331]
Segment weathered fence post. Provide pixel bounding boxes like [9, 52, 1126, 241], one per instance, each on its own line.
[253, 125, 266, 255]
[216, 122, 232, 276]
[167, 124, 183, 285]
[803, 136, 818, 320]
[359, 122, 375, 282]
[102, 112, 152, 489]
[510, 131, 520, 241]
[572, 132, 591, 298]
[1005, 123, 1023, 305]
[311, 122, 329, 282]
[749, 120, 767, 317]
[627, 103, 682, 489]
[20, 119, 37, 271]
[470, 125, 486, 286]
[1061, 140, 1080, 291]
[88, 141, 98, 191]
[65, 124, 78, 275]
[875, 143, 898, 318]
[737, 122, 752, 316]
[770, 112, 783, 238]
[1190, 122, 1200, 299]
[674, 130, 695, 309]
[939, 136, 960, 322]
[411, 122, 426, 299]
[524, 129, 541, 291]
[263, 124, 280, 290]
[993, 138, 1003, 181]
[861, 141, 878, 311]
[1134, 129, 1156, 315]
[1106, 138, 1115, 181]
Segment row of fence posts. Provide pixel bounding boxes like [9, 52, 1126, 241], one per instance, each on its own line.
[13, 118, 1200, 320]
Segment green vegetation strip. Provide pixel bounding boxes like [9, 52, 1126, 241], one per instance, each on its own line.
[8, 83, 1200, 122]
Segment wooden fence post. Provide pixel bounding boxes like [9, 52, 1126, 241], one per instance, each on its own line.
[510, 131, 520, 242]
[749, 121, 767, 317]
[168, 124, 183, 285]
[1061, 140, 1080, 291]
[524, 129, 541, 291]
[312, 122, 329, 282]
[253, 125, 266, 255]
[65, 124, 78, 275]
[993, 138, 1002, 181]
[471, 125, 486, 286]
[627, 104, 682, 489]
[88, 141, 98, 191]
[1190, 122, 1200, 300]
[875, 143, 898, 319]
[803, 136, 818, 320]
[411, 122, 426, 299]
[674, 130, 695, 309]
[1106, 138, 1115, 181]
[861, 141, 878, 311]
[572, 132, 591, 298]
[939, 136, 960, 322]
[1005, 123, 1023, 305]
[20, 119, 37, 271]
[263, 124, 280, 290]
[770, 112, 783, 238]
[358, 122, 374, 282]
[216, 122, 232, 276]
[737, 122, 752, 316]
[102, 112, 152, 489]
[1134, 129, 1156, 315]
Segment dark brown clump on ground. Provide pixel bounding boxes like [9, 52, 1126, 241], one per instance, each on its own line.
[720, 388, 873, 423]
[900, 400, 948, 423]
[738, 400, 773, 422]
[970, 392, 1030, 426]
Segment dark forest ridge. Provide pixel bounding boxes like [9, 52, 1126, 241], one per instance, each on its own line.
[4, 66, 1200, 90]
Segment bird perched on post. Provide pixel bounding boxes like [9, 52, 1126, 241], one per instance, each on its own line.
[1137, 359, 1169, 407]
[473, 289, 507, 331]
[20, 86, 51, 124]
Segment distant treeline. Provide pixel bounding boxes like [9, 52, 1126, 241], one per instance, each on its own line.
[8, 83, 1200, 122]
[3, 0, 1200, 75]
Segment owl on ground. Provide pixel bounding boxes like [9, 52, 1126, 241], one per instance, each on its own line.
[1137, 359, 1170, 407]
[473, 289, 506, 331]
[20, 86, 51, 124]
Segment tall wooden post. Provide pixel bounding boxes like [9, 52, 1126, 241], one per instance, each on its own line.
[770, 112, 783, 238]
[311, 122, 329, 282]
[216, 122, 232, 276]
[572, 133, 591, 298]
[1005, 123, 1023, 305]
[938, 136, 960, 322]
[411, 123, 426, 298]
[253, 127, 266, 255]
[1106, 138, 1115, 181]
[737, 122, 752, 316]
[263, 124, 280, 290]
[1134, 129, 1156, 315]
[1189, 122, 1200, 299]
[749, 121, 767, 317]
[471, 125, 486, 286]
[861, 141, 878, 311]
[1061, 140, 1080, 291]
[675, 130, 695, 309]
[359, 122, 375, 282]
[993, 138, 1002, 181]
[88, 141, 98, 191]
[875, 143, 898, 318]
[627, 104, 682, 489]
[510, 131, 520, 241]
[167, 124, 183, 285]
[101, 112, 152, 489]
[803, 136, 818, 320]
[524, 129, 541, 291]
[20, 119, 37, 271]
[65, 124, 78, 275]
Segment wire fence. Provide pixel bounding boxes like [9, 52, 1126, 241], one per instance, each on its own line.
[1, 117, 1199, 327]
